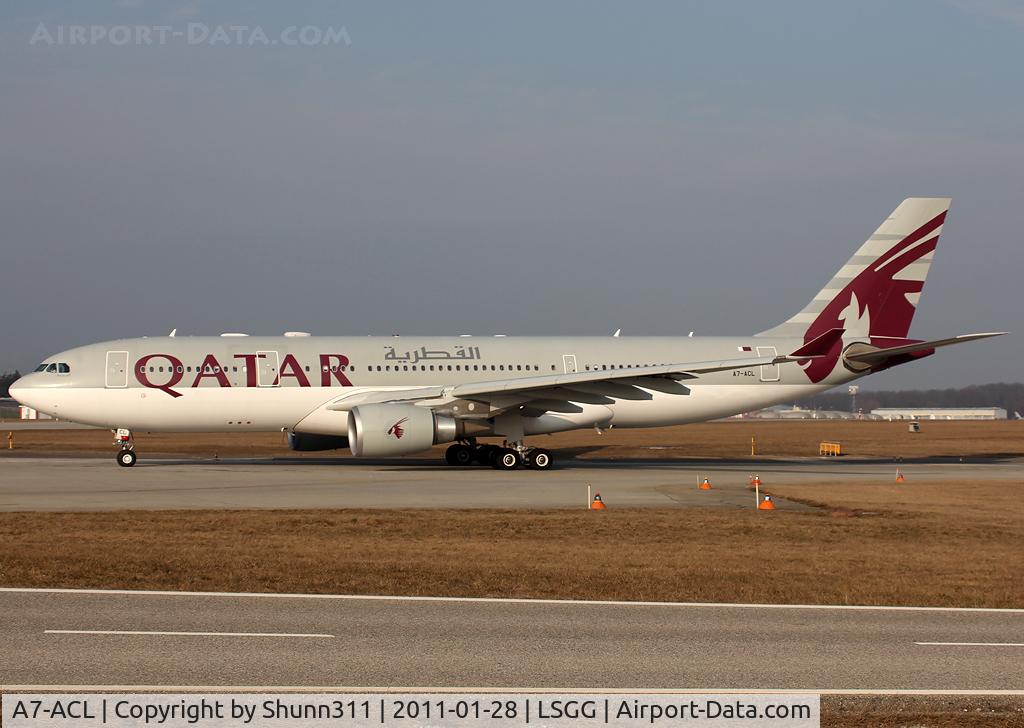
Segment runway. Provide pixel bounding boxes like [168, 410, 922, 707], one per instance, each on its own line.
[2, 588, 1022, 691]
[0, 455, 1020, 511]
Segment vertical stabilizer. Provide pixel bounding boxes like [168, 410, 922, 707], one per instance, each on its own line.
[758, 198, 950, 340]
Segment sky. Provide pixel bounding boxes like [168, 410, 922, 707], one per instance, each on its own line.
[1, 0, 1021, 389]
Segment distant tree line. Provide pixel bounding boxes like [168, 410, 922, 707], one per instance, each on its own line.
[797, 382, 1024, 417]
[0, 370, 21, 398]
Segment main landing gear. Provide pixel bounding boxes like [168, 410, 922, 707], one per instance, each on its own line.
[114, 428, 137, 467]
[445, 441, 553, 471]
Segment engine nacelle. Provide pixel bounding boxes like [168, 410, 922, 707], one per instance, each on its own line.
[347, 404, 458, 457]
[287, 432, 350, 452]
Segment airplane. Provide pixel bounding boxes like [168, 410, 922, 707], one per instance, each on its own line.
[9, 198, 1005, 470]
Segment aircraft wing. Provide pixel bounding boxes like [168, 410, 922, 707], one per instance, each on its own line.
[326, 353, 802, 416]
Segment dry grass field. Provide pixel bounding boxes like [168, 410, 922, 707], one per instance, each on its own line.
[1, 479, 1021, 608]
[2, 419, 1022, 460]
[823, 696, 1024, 728]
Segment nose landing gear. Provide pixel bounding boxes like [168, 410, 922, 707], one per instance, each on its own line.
[114, 428, 136, 467]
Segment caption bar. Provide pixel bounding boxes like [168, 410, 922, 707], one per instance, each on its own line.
[3, 693, 819, 728]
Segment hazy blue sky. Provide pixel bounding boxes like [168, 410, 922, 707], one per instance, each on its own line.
[1, 1, 1021, 389]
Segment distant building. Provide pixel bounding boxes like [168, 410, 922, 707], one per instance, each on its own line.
[19, 406, 54, 420]
[870, 407, 1007, 421]
[735, 405, 880, 420]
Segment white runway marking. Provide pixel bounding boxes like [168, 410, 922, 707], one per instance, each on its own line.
[44, 630, 334, 638]
[915, 641, 1024, 647]
[4, 587, 1023, 613]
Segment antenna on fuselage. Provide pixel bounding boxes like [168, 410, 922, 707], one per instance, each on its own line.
[612, 328, 621, 337]
[169, 328, 177, 337]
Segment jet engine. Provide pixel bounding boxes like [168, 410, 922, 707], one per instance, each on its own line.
[287, 432, 350, 452]
[347, 403, 458, 457]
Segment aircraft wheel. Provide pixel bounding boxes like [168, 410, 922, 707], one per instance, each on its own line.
[527, 448, 553, 470]
[445, 443, 474, 466]
[475, 445, 498, 465]
[117, 449, 137, 467]
[492, 448, 520, 470]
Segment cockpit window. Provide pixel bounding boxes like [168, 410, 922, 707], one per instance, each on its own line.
[34, 363, 48, 372]
[57, 363, 70, 374]
[45, 363, 57, 373]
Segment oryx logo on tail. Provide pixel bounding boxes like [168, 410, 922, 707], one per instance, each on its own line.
[758, 198, 950, 383]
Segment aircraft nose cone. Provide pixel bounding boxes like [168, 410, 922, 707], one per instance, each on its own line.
[8, 376, 31, 406]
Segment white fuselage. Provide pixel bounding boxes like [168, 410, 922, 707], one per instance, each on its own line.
[10, 334, 853, 436]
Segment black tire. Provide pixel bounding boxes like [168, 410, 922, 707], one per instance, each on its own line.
[475, 445, 498, 465]
[117, 449, 137, 467]
[493, 448, 520, 470]
[445, 443, 474, 466]
[527, 448, 553, 470]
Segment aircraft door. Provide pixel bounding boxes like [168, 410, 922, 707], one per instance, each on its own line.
[257, 351, 279, 387]
[105, 351, 129, 388]
[756, 346, 780, 382]
[562, 354, 578, 374]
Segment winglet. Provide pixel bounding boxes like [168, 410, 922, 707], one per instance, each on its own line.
[789, 328, 845, 359]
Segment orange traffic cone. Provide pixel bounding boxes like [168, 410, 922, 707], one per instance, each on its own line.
[590, 492, 607, 510]
[699, 477, 712, 491]
[758, 494, 776, 511]
[749, 474, 762, 489]
[895, 468, 905, 483]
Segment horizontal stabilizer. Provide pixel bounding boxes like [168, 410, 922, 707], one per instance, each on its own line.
[789, 328, 845, 359]
[844, 332, 1007, 365]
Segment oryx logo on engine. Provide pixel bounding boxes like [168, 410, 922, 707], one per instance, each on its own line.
[387, 417, 409, 439]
